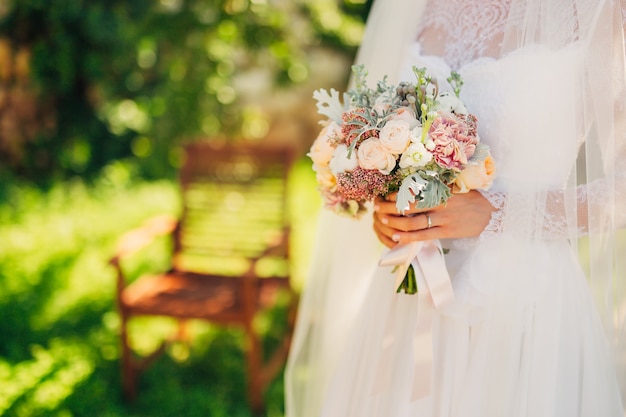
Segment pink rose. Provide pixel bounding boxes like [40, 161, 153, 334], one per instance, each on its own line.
[357, 138, 397, 174]
[308, 122, 342, 167]
[379, 119, 411, 155]
[453, 155, 496, 193]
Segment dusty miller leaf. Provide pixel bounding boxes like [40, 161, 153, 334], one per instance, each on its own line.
[396, 171, 451, 213]
[396, 172, 429, 213]
[313, 88, 348, 124]
[468, 143, 491, 163]
[415, 177, 451, 209]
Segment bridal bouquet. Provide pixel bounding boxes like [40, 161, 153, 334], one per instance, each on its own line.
[309, 64, 495, 293]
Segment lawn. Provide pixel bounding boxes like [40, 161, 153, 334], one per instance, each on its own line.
[0, 157, 320, 417]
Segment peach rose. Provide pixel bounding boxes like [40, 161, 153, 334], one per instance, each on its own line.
[453, 154, 496, 193]
[313, 164, 337, 191]
[379, 119, 411, 155]
[308, 122, 342, 167]
[357, 138, 396, 174]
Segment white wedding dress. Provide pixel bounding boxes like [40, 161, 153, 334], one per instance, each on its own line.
[285, 1, 626, 416]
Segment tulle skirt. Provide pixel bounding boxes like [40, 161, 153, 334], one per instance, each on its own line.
[286, 231, 624, 417]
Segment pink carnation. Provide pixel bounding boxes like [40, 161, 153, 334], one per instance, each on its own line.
[455, 113, 479, 158]
[428, 113, 479, 171]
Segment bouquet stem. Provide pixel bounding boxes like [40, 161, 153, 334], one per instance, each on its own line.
[396, 264, 418, 294]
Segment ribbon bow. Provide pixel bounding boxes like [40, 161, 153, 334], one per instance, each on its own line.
[374, 240, 454, 400]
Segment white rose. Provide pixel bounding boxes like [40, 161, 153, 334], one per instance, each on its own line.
[357, 138, 397, 174]
[436, 91, 467, 115]
[308, 121, 342, 167]
[399, 141, 433, 168]
[379, 119, 411, 155]
[328, 144, 358, 175]
[389, 107, 420, 129]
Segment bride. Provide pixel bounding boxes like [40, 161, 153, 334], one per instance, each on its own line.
[285, 0, 626, 416]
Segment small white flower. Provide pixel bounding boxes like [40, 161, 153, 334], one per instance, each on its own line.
[436, 91, 467, 115]
[410, 125, 435, 150]
[329, 144, 358, 175]
[409, 126, 424, 143]
[425, 139, 436, 151]
[399, 142, 433, 168]
[426, 110, 439, 120]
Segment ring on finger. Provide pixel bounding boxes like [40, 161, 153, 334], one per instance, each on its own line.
[424, 212, 432, 229]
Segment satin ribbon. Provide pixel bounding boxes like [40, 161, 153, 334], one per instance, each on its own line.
[373, 240, 454, 401]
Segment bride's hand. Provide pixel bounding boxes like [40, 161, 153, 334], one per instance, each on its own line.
[373, 191, 496, 248]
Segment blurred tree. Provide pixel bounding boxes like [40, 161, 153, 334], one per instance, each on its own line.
[0, 0, 372, 183]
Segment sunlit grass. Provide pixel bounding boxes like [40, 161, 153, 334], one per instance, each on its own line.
[0, 156, 320, 416]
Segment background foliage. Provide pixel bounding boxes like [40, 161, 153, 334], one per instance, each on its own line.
[0, 0, 373, 183]
[0, 0, 373, 415]
[0, 159, 319, 416]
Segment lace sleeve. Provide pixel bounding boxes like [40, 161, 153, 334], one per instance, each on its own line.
[477, 159, 626, 241]
[477, 190, 506, 240]
[476, 6, 626, 241]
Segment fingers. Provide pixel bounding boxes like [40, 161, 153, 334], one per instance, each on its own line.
[374, 194, 443, 215]
[379, 211, 432, 232]
[374, 209, 440, 246]
[372, 191, 461, 246]
[374, 199, 437, 215]
[373, 218, 397, 248]
[373, 195, 398, 214]
[391, 227, 444, 244]
[373, 191, 495, 244]
[379, 211, 442, 244]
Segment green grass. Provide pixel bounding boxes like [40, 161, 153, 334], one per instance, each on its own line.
[0, 157, 320, 417]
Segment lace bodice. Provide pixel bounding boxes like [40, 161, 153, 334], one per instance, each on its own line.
[417, 0, 626, 70]
[407, 1, 626, 241]
[416, 0, 514, 70]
